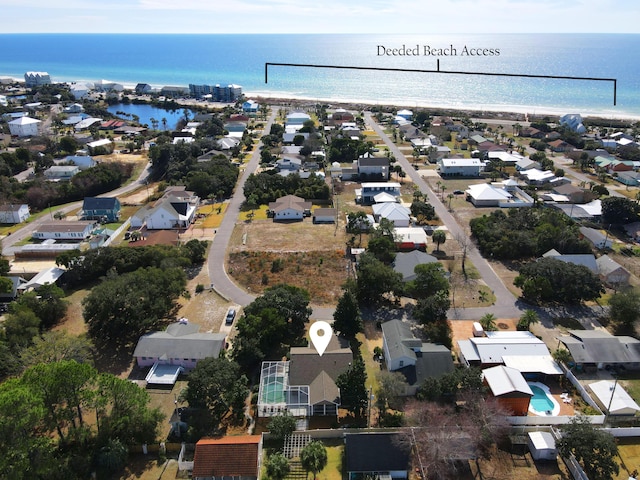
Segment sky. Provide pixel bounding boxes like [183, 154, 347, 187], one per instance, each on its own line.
[1, 0, 639, 34]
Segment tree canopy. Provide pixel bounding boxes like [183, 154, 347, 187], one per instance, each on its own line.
[514, 257, 604, 304]
[82, 266, 187, 344]
[602, 196, 640, 225]
[243, 171, 330, 206]
[557, 415, 619, 480]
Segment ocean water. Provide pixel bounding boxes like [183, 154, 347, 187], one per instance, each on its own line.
[1, 33, 639, 118]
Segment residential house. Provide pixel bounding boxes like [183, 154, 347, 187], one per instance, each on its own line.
[438, 158, 483, 177]
[579, 226, 612, 249]
[382, 319, 454, 396]
[223, 121, 247, 137]
[398, 124, 425, 141]
[465, 182, 533, 208]
[588, 381, 640, 416]
[133, 321, 226, 384]
[558, 330, 640, 371]
[487, 151, 523, 167]
[394, 227, 428, 250]
[81, 197, 121, 222]
[596, 255, 631, 287]
[0, 276, 27, 301]
[0, 203, 30, 224]
[286, 111, 311, 126]
[372, 202, 411, 227]
[330, 108, 355, 126]
[257, 333, 353, 417]
[70, 83, 91, 99]
[44, 165, 80, 181]
[515, 158, 541, 171]
[616, 171, 640, 187]
[63, 103, 84, 114]
[24, 71, 51, 87]
[396, 109, 413, 121]
[624, 222, 640, 242]
[345, 432, 411, 480]
[552, 183, 593, 204]
[520, 168, 560, 186]
[217, 136, 241, 151]
[458, 331, 562, 376]
[519, 126, 545, 138]
[559, 114, 587, 133]
[32, 221, 95, 241]
[542, 249, 598, 273]
[357, 154, 389, 180]
[275, 157, 302, 172]
[192, 435, 262, 480]
[65, 155, 96, 170]
[482, 365, 533, 416]
[130, 187, 200, 230]
[8, 116, 41, 137]
[17, 267, 66, 293]
[135, 83, 153, 94]
[283, 131, 309, 144]
[268, 195, 312, 221]
[548, 139, 574, 153]
[242, 100, 260, 114]
[86, 138, 113, 154]
[94, 79, 124, 92]
[312, 208, 337, 224]
[356, 182, 401, 205]
[393, 250, 438, 282]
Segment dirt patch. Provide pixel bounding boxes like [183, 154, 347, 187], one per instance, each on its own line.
[228, 250, 349, 305]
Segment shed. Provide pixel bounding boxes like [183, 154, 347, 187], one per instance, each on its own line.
[589, 380, 640, 415]
[527, 431, 557, 461]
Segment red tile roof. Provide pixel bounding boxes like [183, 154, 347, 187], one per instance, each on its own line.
[192, 435, 261, 478]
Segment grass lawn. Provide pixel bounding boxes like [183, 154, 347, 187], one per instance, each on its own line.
[197, 203, 229, 228]
[615, 438, 640, 480]
[239, 205, 269, 222]
[317, 443, 343, 480]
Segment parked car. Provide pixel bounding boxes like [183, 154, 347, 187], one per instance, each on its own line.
[225, 308, 237, 325]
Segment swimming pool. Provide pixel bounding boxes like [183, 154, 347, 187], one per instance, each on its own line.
[528, 382, 560, 416]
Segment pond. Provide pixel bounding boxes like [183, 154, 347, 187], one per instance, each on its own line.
[107, 103, 195, 130]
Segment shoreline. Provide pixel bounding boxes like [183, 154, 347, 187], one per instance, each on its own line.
[3, 73, 640, 122]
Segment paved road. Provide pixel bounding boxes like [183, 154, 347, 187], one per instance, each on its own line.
[1, 160, 153, 257]
[364, 112, 523, 320]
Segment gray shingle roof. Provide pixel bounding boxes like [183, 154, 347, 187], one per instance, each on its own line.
[133, 322, 226, 360]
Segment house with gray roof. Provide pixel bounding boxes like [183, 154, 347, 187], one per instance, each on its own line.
[345, 432, 411, 480]
[557, 330, 640, 371]
[257, 333, 352, 418]
[596, 255, 631, 287]
[0, 203, 30, 224]
[579, 226, 612, 249]
[393, 250, 438, 282]
[133, 321, 227, 384]
[130, 187, 200, 230]
[81, 196, 121, 222]
[382, 319, 454, 396]
[542, 249, 598, 273]
[268, 195, 312, 221]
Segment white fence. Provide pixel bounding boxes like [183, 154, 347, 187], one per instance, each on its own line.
[103, 218, 130, 247]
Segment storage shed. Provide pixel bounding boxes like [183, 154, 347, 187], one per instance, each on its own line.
[527, 431, 557, 460]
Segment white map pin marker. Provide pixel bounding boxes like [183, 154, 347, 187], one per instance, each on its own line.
[309, 321, 332, 356]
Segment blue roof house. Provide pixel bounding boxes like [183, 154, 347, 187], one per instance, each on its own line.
[81, 197, 121, 222]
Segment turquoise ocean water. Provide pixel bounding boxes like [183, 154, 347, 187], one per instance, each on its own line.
[1, 33, 639, 118]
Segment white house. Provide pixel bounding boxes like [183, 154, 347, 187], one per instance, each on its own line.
[70, 83, 91, 100]
[285, 112, 311, 125]
[44, 165, 80, 181]
[372, 202, 411, 227]
[24, 71, 51, 87]
[32, 221, 95, 240]
[8, 116, 41, 137]
[357, 154, 389, 180]
[0, 204, 30, 224]
[560, 113, 587, 134]
[65, 155, 96, 170]
[438, 158, 483, 177]
[588, 380, 640, 415]
[396, 109, 413, 121]
[268, 195, 312, 221]
[357, 182, 401, 204]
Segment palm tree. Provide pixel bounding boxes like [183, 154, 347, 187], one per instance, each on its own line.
[517, 309, 540, 331]
[161, 117, 168, 131]
[553, 347, 572, 366]
[432, 229, 446, 252]
[479, 313, 498, 331]
[300, 441, 327, 480]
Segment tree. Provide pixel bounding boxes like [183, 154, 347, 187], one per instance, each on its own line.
[336, 356, 368, 418]
[432, 229, 447, 252]
[410, 199, 436, 224]
[332, 289, 363, 339]
[514, 257, 604, 304]
[354, 253, 403, 305]
[557, 415, 619, 480]
[553, 347, 572, 366]
[183, 357, 249, 432]
[414, 290, 450, 324]
[517, 309, 540, 331]
[609, 289, 640, 334]
[267, 414, 297, 444]
[376, 370, 408, 413]
[408, 262, 449, 299]
[14, 283, 68, 329]
[479, 313, 497, 332]
[95, 438, 128, 475]
[366, 235, 396, 264]
[3, 304, 41, 349]
[82, 266, 187, 344]
[300, 441, 328, 480]
[20, 331, 94, 368]
[602, 196, 640, 225]
[265, 452, 290, 480]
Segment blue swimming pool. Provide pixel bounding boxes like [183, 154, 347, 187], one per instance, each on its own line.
[528, 382, 560, 416]
[530, 385, 554, 411]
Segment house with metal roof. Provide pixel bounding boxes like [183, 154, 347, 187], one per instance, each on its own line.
[557, 330, 640, 371]
[0, 203, 30, 224]
[483, 365, 533, 416]
[588, 380, 640, 416]
[133, 321, 226, 385]
[596, 255, 631, 287]
[32, 221, 94, 241]
[382, 320, 454, 396]
[392, 250, 438, 282]
[372, 202, 411, 227]
[458, 331, 561, 376]
[130, 187, 200, 230]
[579, 226, 612, 249]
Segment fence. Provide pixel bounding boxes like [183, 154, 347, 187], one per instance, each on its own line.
[102, 218, 130, 247]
